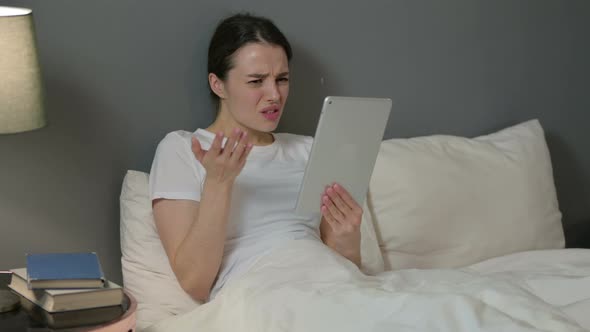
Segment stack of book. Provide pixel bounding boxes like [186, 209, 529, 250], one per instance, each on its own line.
[8, 252, 125, 329]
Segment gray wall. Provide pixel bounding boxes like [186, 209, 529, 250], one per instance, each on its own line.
[1, 0, 588, 284]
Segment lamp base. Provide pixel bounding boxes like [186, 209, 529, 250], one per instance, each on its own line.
[0, 290, 19, 313]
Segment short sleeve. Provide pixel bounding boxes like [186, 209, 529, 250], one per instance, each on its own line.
[149, 131, 203, 202]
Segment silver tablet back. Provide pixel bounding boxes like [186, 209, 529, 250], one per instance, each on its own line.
[295, 96, 392, 216]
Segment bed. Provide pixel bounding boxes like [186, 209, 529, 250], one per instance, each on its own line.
[120, 119, 590, 331]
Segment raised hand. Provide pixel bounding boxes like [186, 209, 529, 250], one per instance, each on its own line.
[191, 128, 253, 185]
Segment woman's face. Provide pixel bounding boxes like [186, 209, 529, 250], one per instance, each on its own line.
[213, 42, 290, 133]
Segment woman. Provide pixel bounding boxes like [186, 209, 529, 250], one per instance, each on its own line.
[149, 13, 363, 302]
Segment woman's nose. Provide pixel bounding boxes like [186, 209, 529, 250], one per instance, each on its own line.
[266, 82, 280, 102]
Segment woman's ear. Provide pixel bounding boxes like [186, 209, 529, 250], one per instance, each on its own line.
[209, 73, 226, 99]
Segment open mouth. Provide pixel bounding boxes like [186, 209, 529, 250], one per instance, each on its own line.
[261, 106, 281, 121]
[262, 107, 279, 114]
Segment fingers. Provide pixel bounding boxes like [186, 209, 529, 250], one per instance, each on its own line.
[230, 133, 246, 159]
[222, 128, 241, 160]
[204, 128, 253, 171]
[321, 206, 340, 231]
[322, 184, 363, 229]
[230, 131, 253, 164]
[209, 131, 224, 155]
[239, 144, 254, 165]
[322, 194, 345, 221]
[191, 136, 206, 162]
[325, 187, 351, 214]
[333, 184, 362, 214]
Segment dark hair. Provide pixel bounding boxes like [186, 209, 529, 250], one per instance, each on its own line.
[207, 13, 293, 104]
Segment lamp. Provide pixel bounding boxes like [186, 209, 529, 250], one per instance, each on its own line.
[0, 5, 46, 134]
[0, 5, 46, 313]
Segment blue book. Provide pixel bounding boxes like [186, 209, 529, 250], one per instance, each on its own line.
[26, 252, 105, 289]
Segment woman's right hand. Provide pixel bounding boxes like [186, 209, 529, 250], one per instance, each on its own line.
[191, 128, 253, 185]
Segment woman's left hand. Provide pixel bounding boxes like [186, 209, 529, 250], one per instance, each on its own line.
[320, 183, 362, 266]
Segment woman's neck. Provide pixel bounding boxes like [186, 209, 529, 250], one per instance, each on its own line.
[206, 109, 274, 146]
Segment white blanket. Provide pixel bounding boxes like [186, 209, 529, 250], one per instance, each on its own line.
[144, 239, 590, 332]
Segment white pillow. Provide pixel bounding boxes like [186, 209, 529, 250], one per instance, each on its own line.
[120, 170, 384, 328]
[359, 200, 385, 275]
[120, 171, 200, 331]
[367, 119, 565, 270]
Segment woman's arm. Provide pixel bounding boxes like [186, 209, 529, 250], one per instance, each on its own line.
[153, 179, 233, 302]
[319, 184, 362, 267]
[153, 129, 252, 302]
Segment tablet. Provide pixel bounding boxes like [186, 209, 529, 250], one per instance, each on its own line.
[295, 96, 392, 216]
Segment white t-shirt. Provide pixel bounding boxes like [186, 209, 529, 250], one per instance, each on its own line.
[149, 128, 320, 298]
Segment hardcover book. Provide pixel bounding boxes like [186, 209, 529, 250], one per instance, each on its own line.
[26, 252, 105, 289]
[8, 268, 123, 312]
[18, 294, 125, 329]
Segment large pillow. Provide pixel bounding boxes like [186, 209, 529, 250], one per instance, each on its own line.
[120, 171, 199, 331]
[120, 170, 384, 329]
[367, 119, 565, 270]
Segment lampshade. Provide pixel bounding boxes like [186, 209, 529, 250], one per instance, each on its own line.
[0, 6, 46, 134]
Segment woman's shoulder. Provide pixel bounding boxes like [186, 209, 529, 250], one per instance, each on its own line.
[154, 130, 197, 156]
[159, 130, 194, 143]
[158, 129, 207, 148]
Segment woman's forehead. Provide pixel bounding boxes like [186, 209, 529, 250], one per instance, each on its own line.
[231, 43, 289, 74]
